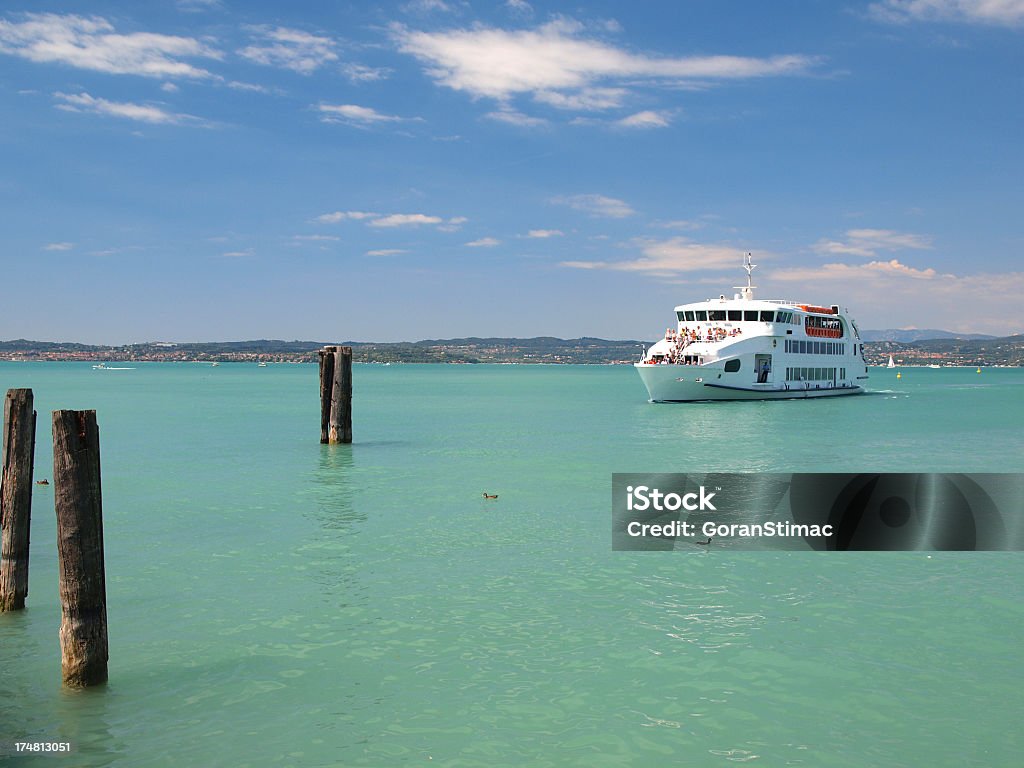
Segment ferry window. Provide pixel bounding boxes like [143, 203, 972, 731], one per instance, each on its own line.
[799, 341, 806, 353]
[709, 310, 726, 321]
[724, 359, 741, 372]
[676, 311, 685, 322]
[728, 310, 741, 321]
[684, 311, 695, 321]
[744, 311, 758, 321]
[759, 311, 774, 322]
[695, 310, 708, 321]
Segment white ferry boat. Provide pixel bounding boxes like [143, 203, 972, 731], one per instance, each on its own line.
[635, 255, 868, 401]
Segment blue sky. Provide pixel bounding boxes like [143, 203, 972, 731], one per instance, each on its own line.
[2, 0, 1022, 343]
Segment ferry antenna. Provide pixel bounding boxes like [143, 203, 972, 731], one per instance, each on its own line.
[734, 252, 757, 300]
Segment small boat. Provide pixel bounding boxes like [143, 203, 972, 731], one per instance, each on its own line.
[92, 362, 106, 369]
[258, 362, 268, 367]
[887, 355, 896, 368]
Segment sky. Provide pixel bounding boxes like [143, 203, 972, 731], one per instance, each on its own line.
[1, 0, 1022, 343]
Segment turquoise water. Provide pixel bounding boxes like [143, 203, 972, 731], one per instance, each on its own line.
[1, 362, 1022, 767]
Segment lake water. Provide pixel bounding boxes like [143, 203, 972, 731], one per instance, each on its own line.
[1, 362, 1022, 766]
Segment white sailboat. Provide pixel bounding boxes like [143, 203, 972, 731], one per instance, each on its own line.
[887, 355, 896, 368]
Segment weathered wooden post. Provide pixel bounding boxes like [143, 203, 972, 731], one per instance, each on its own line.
[319, 345, 352, 444]
[318, 347, 335, 444]
[52, 410, 108, 687]
[1, 388, 36, 611]
[330, 346, 353, 444]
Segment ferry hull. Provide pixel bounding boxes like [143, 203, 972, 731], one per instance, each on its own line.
[635, 363, 864, 402]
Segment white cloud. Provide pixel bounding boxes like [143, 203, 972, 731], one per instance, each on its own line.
[402, 0, 456, 14]
[176, 0, 222, 12]
[341, 62, 391, 82]
[466, 237, 500, 247]
[769, 260, 1024, 334]
[393, 19, 817, 109]
[366, 248, 408, 256]
[617, 109, 671, 128]
[292, 234, 340, 242]
[43, 241, 74, 251]
[534, 87, 626, 110]
[506, 0, 534, 16]
[869, 0, 1024, 26]
[369, 213, 443, 227]
[437, 215, 468, 232]
[316, 210, 378, 223]
[239, 26, 338, 74]
[222, 249, 253, 257]
[317, 210, 459, 230]
[54, 91, 200, 125]
[485, 108, 548, 127]
[317, 103, 409, 126]
[656, 219, 706, 230]
[552, 193, 635, 218]
[161, 82, 180, 93]
[527, 229, 564, 238]
[227, 80, 271, 93]
[561, 238, 740, 274]
[774, 259, 941, 282]
[813, 228, 932, 257]
[0, 13, 220, 79]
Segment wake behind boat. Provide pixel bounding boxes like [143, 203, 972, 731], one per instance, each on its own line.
[635, 255, 869, 402]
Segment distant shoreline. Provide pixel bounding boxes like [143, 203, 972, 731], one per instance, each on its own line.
[3, 334, 1022, 367]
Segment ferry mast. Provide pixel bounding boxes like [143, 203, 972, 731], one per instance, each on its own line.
[734, 253, 756, 301]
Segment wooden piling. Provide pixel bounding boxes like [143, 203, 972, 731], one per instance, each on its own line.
[330, 346, 353, 444]
[319, 346, 352, 444]
[52, 410, 108, 687]
[1, 389, 36, 611]
[318, 347, 335, 444]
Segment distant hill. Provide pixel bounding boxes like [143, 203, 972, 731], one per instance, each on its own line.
[0, 336, 647, 364]
[861, 329, 996, 342]
[3, 334, 1022, 365]
[864, 334, 1024, 366]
